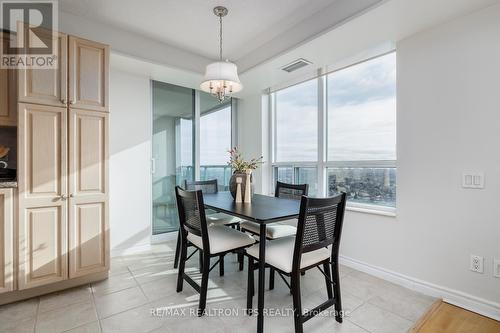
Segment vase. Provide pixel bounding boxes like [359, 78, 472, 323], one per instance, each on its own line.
[229, 171, 253, 200]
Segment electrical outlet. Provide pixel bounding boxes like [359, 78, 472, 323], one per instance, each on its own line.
[494, 259, 500, 278]
[470, 255, 484, 273]
[462, 173, 484, 189]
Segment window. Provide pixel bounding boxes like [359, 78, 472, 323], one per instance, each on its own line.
[271, 52, 396, 210]
[275, 79, 318, 162]
[199, 92, 233, 190]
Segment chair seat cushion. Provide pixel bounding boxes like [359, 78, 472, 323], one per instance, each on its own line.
[245, 237, 330, 273]
[187, 226, 255, 255]
[206, 212, 241, 226]
[240, 220, 297, 239]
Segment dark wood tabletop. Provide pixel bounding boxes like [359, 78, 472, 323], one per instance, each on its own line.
[203, 192, 300, 224]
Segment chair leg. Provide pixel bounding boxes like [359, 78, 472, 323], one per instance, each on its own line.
[332, 261, 343, 323]
[219, 254, 225, 276]
[269, 267, 275, 290]
[176, 237, 187, 292]
[291, 272, 304, 333]
[238, 252, 244, 271]
[323, 262, 333, 299]
[246, 257, 254, 314]
[173, 230, 181, 269]
[199, 250, 203, 273]
[198, 254, 211, 316]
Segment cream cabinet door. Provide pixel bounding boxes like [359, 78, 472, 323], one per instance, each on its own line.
[68, 37, 109, 112]
[68, 109, 109, 278]
[0, 189, 14, 294]
[18, 103, 68, 289]
[18, 32, 68, 107]
[0, 32, 17, 126]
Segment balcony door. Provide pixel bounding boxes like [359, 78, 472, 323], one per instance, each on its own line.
[151, 82, 234, 236]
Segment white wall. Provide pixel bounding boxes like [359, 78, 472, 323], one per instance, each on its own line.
[239, 3, 500, 319]
[109, 69, 152, 255]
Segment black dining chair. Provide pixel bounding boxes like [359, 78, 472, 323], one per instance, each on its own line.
[245, 193, 347, 333]
[173, 179, 241, 271]
[175, 186, 255, 316]
[240, 181, 308, 285]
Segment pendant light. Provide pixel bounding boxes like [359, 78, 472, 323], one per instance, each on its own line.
[200, 6, 242, 102]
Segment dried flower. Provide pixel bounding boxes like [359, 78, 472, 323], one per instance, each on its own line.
[227, 147, 264, 172]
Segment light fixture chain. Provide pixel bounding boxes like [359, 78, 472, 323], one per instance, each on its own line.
[219, 14, 223, 61]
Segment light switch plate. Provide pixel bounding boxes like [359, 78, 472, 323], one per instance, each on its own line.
[462, 173, 484, 189]
[494, 259, 500, 278]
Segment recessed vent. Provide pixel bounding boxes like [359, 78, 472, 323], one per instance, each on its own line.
[281, 58, 312, 73]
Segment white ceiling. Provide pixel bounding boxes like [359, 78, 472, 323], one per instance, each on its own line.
[59, 0, 382, 71]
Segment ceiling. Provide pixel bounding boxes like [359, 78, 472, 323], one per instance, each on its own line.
[59, 0, 383, 72]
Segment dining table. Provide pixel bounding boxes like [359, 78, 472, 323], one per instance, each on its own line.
[203, 191, 301, 333]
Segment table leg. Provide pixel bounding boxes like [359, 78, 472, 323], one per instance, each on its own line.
[257, 223, 266, 333]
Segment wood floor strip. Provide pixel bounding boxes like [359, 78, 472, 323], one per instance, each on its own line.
[410, 300, 500, 333]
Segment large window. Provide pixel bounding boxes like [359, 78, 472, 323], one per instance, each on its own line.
[271, 52, 396, 210]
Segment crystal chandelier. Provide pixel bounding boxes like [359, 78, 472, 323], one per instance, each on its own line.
[200, 6, 242, 102]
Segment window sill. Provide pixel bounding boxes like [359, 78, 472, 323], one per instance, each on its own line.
[346, 204, 396, 217]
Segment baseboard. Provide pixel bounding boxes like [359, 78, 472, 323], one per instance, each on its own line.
[339, 255, 500, 321]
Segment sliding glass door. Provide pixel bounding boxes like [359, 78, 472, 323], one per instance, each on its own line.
[152, 83, 234, 236]
[152, 82, 194, 235]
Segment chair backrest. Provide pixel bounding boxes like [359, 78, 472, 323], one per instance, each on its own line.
[175, 186, 210, 250]
[184, 179, 218, 194]
[275, 181, 308, 200]
[293, 193, 347, 272]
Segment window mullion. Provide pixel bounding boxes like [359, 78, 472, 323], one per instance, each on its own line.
[317, 72, 326, 197]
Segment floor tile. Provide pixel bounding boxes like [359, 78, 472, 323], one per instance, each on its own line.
[35, 300, 97, 333]
[64, 321, 101, 333]
[0, 298, 38, 322]
[39, 285, 92, 313]
[95, 286, 148, 319]
[349, 303, 413, 333]
[0, 316, 36, 333]
[100, 301, 166, 333]
[367, 284, 436, 321]
[91, 271, 137, 296]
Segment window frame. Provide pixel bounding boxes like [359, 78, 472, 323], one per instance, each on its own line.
[269, 52, 397, 214]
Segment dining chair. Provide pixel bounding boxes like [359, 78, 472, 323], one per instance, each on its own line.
[245, 193, 347, 333]
[175, 186, 255, 316]
[239, 181, 308, 285]
[173, 179, 241, 271]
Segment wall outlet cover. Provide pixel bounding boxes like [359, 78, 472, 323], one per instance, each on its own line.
[494, 259, 500, 278]
[470, 255, 484, 273]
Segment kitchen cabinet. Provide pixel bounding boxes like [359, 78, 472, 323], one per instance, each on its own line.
[0, 188, 14, 294]
[0, 32, 17, 126]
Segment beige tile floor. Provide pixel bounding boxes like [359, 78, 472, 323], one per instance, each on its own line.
[0, 241, 435, 333]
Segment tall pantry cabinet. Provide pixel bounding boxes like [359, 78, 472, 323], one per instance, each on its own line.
[17, 35, 109, 290]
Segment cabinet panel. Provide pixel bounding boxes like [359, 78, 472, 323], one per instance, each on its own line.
[0, 189, 14, 294]
[69, 37, 109, 111]
[0, 32, 17, 126]
[18, 32, 67, 107]
[18, 103, 68, 289]
[69, 109, 108, 278]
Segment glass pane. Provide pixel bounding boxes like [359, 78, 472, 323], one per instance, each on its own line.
[275, 79, 318, 162]
[200, 94, 232, 190]
[152, 81, 194, 235]
[327, 53, 396, 161]
[274, 167, 294, 185]
[327, 167, 396, 207]
[297, 167, 318, 196]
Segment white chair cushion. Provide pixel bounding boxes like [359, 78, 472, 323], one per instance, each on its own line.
[245, 236, 330, 273]
[206, 212, 241, 226]
[240, 220, 297, 239]
[187, 226, 255, 255]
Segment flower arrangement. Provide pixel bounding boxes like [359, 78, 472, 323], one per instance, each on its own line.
[227, 147, 264, 173]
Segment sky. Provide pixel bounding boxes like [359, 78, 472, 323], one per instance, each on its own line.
[276, 52, 396, 162]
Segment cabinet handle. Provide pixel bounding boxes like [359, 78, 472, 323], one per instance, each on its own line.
[61, 99, 67, 105]
[59, 194, 67, 200]
[69, 194, 74, 198]
[70, 100, 76, 105]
